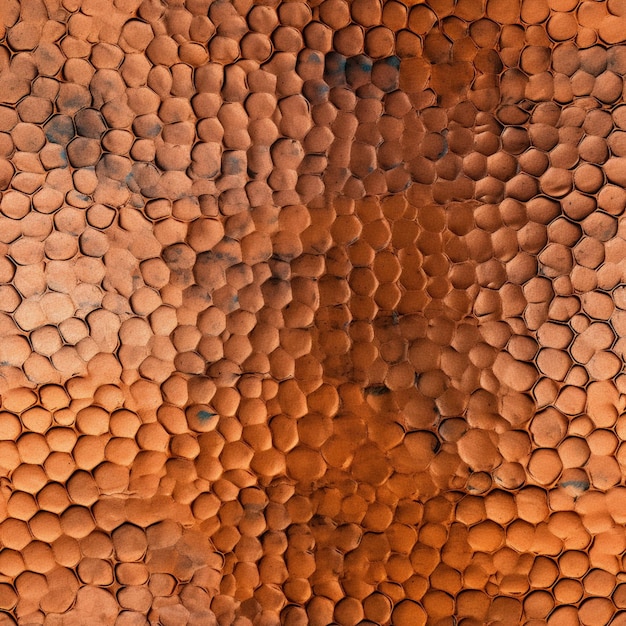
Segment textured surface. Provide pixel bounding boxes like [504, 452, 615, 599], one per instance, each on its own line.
[1, 0, 626, 624]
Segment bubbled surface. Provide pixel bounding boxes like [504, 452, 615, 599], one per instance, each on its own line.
[0, 0, 626, 625]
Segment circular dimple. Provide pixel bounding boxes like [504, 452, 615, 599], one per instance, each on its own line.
[75, 108, 106, 139]
[518, 148, 544, 176]
[540, 168, 572, 197]
[178, 41, 209, 67]
[579, 598, 616, 626]
[593, 70, 623, 103]
[40, 292, 75, 324]
[365, 26, 396, 59]
[79, 229, 109, 258]
[547, 12, 578, 41]
[44, 232, 78, 261]
[614, 105, 626, 130]
[247, 5, 278, 34]
[536, 348, 572, 381]
[31, 326, 63, 357]
[571, 70, 595, 97]
[146, 35, 179, 66]
[520, 46, 551, 74]
[608, 130, 626, 157]
[319, 0, 352, 29]
[17, 96, 53, 124]
[587, 351, 622, 380]
[578, 135, 608, 163]
[1, 191, 30, 219]
[554, 578, 584, 604]
[102, 129, 133, 155]
[67, 137, 101, 168]
[17, 432, 50, 466]
[240, 32, 272, 63]
[528, 448, 563, 486]
[580, 45, 608, 76]
[32, 187, 64, 214]
[86, 204, 116, 230]
[208, 35, 240, 63]
[598, 185, 626, 215]
[12, 123, 46, 152]
[584, 109, 614, 137]
[120, 19, 153, 52]
[573, 163, 605, 194]
[559, 437, 591, 470]
[582, 212, 618, 242]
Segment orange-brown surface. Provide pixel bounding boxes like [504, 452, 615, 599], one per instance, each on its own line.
[0, 0, 626, 624]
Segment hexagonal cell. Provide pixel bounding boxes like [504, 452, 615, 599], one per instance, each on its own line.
[529, 448, 564, 486]
[12, 123, 46, 153]
[540, 166, 573, 198]
[580, 291, 614, 320]
[530, 407, 568, 448]
[74, 108, 107, 139]
[536, 321, 573, 350]
[538, 243, 573, 277]
[571, 265, 598, 293]
[507, 335, 539, 361]
[13, 299, 46, 332]
[547, 217, 582, 246]
[17, 95, 53, 124]
[31, 326, 64, 358]
[536, 348, 572, 381]
[573, 236, 605, 270]
[573, 163, 605, 195]
[66, 137, 101, 168]
[586, 351, 622, 381]
[0, 284, 21, 313]
[582, 211, 618, 241]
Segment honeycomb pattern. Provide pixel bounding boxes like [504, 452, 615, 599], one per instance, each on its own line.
[0, 0, 626, 624]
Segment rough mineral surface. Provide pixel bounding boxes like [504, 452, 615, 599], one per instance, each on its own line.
[0, 0, 625, 624]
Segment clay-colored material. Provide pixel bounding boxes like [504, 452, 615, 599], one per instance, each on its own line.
[2, 1, 626, 623]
